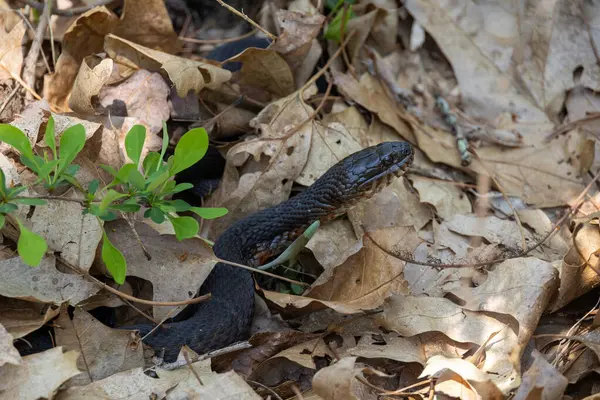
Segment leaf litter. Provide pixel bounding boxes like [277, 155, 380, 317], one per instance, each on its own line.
[0, 0, 600, 398]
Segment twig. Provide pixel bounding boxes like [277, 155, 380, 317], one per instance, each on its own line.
[215, 0, 276, 41]
[0, 63, 43, 101]
[22, 0, 51, 101]
[183, 348, 204, 386]
[122, 212, 152, 261]
[159, 341, 252, 370]
[140, 306, 183, 342]
[545, 112, 600, 142]
[18, 0, 118, 17]
[0, 85, 20, 116]
[179, 29, 257, 45]
[215, 256, 310, 287]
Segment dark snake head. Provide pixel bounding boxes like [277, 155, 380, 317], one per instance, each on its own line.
[309, 141, 414, 218]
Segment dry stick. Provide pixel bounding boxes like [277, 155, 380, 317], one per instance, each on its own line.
[121, 213, 152, 261]
[183, 348, 204, 386]
[14, 8, 52, 76]
[22, 0, 51, 101]
[179, 29, 257, 44]
[19, 0, 117, 16]
[367, 168, 600, 269]
[0, 63, 43, 101]
[140, 305, 183, 343]
[546, 112, 600, 142]
[215, 0, 276, 41]
[215, 257, 310, 287]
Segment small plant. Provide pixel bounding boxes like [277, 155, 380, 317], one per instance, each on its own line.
[0, 118, 227, 284]
[323, 0, 356, 41]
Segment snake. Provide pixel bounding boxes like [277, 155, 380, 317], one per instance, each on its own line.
[130, 141, 414, 361]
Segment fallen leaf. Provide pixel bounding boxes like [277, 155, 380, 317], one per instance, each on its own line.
[411, 176, 472, 219]
[68, 56, 114, 115]
[0, 347, 80, 400]
[55, 308, 144, 386]
[0, 297, 60, 339]
[102, 220, 217, 321]
[0, 255, 98, 305]
[0, 20, 25, 80]
[312, 357, 376, 400]
[104, 34, 232, 98]
[0, 322, 20, 367]
[513, 350, 568, 400]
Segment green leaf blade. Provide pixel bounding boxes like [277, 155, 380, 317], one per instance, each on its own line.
[16, 219, 47, 266]
[101, 232, 126, 284]
[168, 215, 199, 240]
[170, 128, 209, 175]
[58, 124, 86, 173]
[0, 124, 35, 160]
[125, 125, 146, 167]
[44, 116, 56, 159]
[189, 207, 228, 220]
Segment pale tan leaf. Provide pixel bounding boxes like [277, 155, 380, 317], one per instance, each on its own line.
[0, 322, 20, 367]
[513, 350, 568, 400]
[312, 357, 376, 400]
[228, 48, 295, 97]
[0, 347, 80, 400]
[55, 308, 144, 387]
[68, 56, 114, 115]
[0, 21, 25, 80]
[411, 176, 472, 219]
[0, 298, 60, 339]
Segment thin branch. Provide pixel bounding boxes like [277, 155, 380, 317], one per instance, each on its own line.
[0, 85, 20, 116]
[22, 0, 52, 101]
[215, 0, 276, 41]
[179, 29, 257, 45]
[215, 256, 310, 287]
[18, 0, 118, 17]
[122, 213, 152, 261]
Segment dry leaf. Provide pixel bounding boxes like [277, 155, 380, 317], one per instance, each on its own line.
[0, 347, 80, 400]
[102, 220, 217, 321]
[513, 350, 568, 400]
[0, 297, 60, 339]
[0, 21, 25, 80]
[104, 34, 232, 98]
[0, 256, 98, 305]
[312, 357, 376, 400]
[411, 176, 472, 219]
[0, 322, 20, 367]
[55, 308, 144, 387]
[68, 56, 114, 115]
[228, 48, 295, 98]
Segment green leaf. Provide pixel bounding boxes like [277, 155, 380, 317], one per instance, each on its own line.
[0, 214, 5, 229]
[37, 159, 60, 180]
[99, 211, 118, 221]
[5, 185, 27, 198]
[101, 231, 126, 284]
[44, 115, 57, 159]
[189, 207, 228, 219]
[146, 207, 165, 224]
[142, 152, 162, 177]
[0, 124, 35, 160]
[100, 164, 119, 178]
[291, 283, 305, 295]
[159, 180, 177, 195]
[324, 7, 356, 41]
[88, 179, 100, 195]
[16, 219, 47, 266]
[99, 189, 128, 213]
[58, 124, 86, 173]
[168, 215, 199, 240]
[170, 128, 209, 175]
[146, 169, 171, 192]
[0, 203, 18, 214]
[0, 168, 6, 198]
[116, 163, 137, 182]
[170, 199, 191, 212]
[125, 125, 146, 167]
[13, 198, 47, 205]
[172, 182, 193, 194]
[160, 121, 169, 171]
[127, 169, 146, 191]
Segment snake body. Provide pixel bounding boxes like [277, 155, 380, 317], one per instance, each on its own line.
[134, 141, 414, 361]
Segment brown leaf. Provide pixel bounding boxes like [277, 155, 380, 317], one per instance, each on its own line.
[0, 298, 60, 339]
[0, 347, 80, 400]
[102, 220, 217, 321]
[513, 350, 568, 400]
[205, 89, 314, 238]
[411, 176, 472, 220]
[0, 322, 21, 367]
[312, 357, 376, 400]
[229, 48, 295, 98]
[0, 20, 25, 80]
[104, 34, 232, 98]
[55, 308, 144, 387]
[68, 56, 114, 115]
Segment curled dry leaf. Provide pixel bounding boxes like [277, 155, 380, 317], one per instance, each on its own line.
[0, 322, 20, 367]
[312, 357, 377, 400]
[102, 220, 217, 321]
[205, 88, 314, 237]
[0, 256, 98, 305]
[45, 0, 178, 109]
[68, 56, 114, 115]
[104, 34, 232, 98]
[0, 347, 80, 400]
[549, 222, 600, 311]
[0, 298, 60, 339]
[55, 308, 144, 387]
[421, 355, 503, 400]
